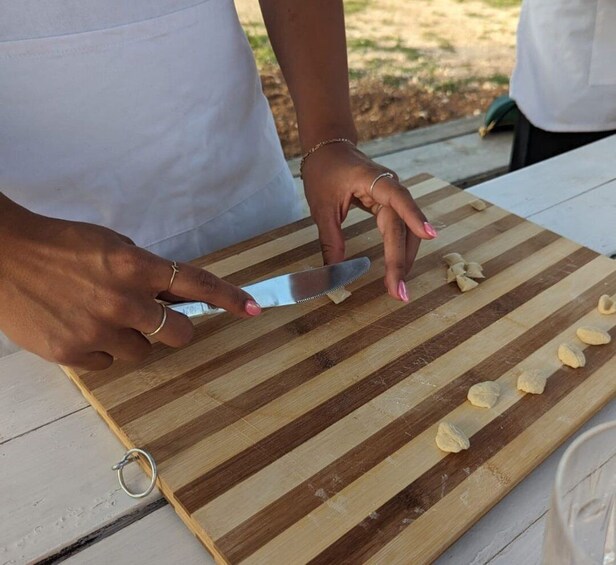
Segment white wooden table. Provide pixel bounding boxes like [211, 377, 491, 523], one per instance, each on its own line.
[1, 132, 615, 564]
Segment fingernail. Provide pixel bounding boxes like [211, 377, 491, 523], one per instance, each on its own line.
[245, 300, 262, 316]
[423, 222, 438, 238]
[398, 280, 409, 302]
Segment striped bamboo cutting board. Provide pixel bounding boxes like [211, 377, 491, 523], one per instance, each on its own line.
[63, 174, 616, 564]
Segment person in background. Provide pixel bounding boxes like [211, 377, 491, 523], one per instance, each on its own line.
[509, 0, 616, 170]
[0, 1, 437, 370]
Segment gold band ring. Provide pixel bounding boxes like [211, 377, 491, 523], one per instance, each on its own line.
[144, 303, 167, 337]
[369, 172, 394, 199]
[167, 261, 180, 291]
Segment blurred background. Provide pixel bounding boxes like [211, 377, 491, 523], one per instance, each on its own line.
[235, 0, 520, 158]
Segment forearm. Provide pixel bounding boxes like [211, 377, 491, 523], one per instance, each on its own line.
[259, 0, 357, 151]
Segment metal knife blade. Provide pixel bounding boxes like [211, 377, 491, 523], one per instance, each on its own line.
[167, 256, 370, 318]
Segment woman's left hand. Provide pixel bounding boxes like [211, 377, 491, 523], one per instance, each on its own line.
[301, 141, 438, 302]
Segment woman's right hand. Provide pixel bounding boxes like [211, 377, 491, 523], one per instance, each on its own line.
[0, 194, 260, 370]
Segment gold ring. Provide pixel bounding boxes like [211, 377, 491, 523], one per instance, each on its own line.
[167, 261, 180, 291]
[144, 303, 167, 337]
[369, 172, 394, 199]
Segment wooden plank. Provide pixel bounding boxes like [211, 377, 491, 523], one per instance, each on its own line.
[59, 175, 616, 564]
[287, 116, 484, 177]
[0, 351, 87, 444]
[0, 408, 161, 564]
[63, 506, 213, 565]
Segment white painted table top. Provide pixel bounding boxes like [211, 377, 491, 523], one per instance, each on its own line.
[1, 134, 615, 564]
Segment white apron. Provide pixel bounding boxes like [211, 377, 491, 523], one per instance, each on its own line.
[0, 0, 303, 356]
[511, 0, 616, 132]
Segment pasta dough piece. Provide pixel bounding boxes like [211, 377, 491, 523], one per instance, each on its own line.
[435, 422, 470, 453]
[470, 199, 487, 211]
[327, 286, 352, 304]
[598, 294, 616, 315]
[446, 262, 466, 283]
[517, 369, 547, 394]
[467, 381, 501, 408]
[465, 262, 485, 279]
[442, 252, 466, 267]
[558, 343, 586, 368]
[576, 326, 611, 345]
[456, 274, 479, 293]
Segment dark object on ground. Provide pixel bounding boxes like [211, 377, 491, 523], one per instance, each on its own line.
[479, 94, 519, 137]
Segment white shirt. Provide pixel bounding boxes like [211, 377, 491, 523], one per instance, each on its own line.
[0, 0, 304, 356]
[510, 0, 616, 132]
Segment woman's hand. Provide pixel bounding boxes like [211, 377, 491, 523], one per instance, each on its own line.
[0, 196, 260, 370]
[301, 142, 438, 301]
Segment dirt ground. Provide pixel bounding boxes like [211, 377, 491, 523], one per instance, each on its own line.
[235, 0, 520, 158]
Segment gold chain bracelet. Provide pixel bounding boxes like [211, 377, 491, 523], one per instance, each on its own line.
[299, 137, 355, 179]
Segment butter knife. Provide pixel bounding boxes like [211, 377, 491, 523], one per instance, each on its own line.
[168, 256, 370, 318]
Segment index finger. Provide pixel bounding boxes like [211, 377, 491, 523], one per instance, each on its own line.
[151, 259, 261, 318]
[372, 176, 438, 240]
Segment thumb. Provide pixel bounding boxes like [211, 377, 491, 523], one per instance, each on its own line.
[315, 214, 346, 266]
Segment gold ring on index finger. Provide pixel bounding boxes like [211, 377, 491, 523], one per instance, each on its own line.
[144, 303, 167, 337]
[167, 261, 180, 291]
[369, 172, 394, 199]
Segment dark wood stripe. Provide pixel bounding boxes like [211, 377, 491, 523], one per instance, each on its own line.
[108, 211, 521, 426]
[81, 182, 461, 390]
[174, 243, 593, 513]
[197, 173, 434, 267]
[309, 324, 616, 565]
[216, 270, 616, 562]
[141, 219, 540, 462]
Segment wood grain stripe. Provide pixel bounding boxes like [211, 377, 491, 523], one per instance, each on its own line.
[214, 269, 615, 562]
[108, 213, 523, 427]
[308, 325, 616, 565]
[174, 245, 594, 513]
[143, 229, 559, 465]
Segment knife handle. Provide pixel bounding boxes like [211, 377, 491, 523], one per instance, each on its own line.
[167, 301, 225, 318]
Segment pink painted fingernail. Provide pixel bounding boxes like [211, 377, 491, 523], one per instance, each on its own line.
[245, 300, 262, 316]
[423, 222, 438, 238]
[398, 280, 409, 302]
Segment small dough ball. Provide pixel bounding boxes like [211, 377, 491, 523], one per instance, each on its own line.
[446, 262, 466, 283]
[435, 422, 470, 453]
[558, 343, 586, 368]
[576, 326, 611, 345]
[470, 199, 487, 211]
[598, 294, 616, 315]
[517, 369, 547, 394]
[327, 286, 352, 304]
[456, 274, 479, 293]
[443, 252, 466, 267]
[465, 262, 485, 279]
[467, 381, 501, 408]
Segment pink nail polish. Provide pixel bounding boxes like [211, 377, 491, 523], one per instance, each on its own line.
[245, 300, 262, 316]
[423, 222, 438, 238]
[398, 280, 409, 302]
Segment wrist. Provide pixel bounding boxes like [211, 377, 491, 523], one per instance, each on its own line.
[298, 121, 358, 154]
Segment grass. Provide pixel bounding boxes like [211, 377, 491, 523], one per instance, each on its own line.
[344, 0, 371, 15]
[245, 26, 276, 67]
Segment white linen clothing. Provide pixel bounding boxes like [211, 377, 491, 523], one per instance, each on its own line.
[0, 0, 304, 356]
[510, 0, 616, 132]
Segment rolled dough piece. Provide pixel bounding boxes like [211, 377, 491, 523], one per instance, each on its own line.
[456, 274, 479, 293]
[435, 422, 470, 453]
[467, 381, 501, 408]
[465, 262, 485, 279]
[446, 262, 466, 283]
[598, 294, 616, 315]
[576, 326, 611, 345]
[517, 369, 547, 394]
[470, 199, 487, 211]
[327, 286, 352, 304]
[558, 343, 586, 368]
[443, 252, 465, 267]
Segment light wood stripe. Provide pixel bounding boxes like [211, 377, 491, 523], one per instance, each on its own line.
[201, 258, 615, 546]
[172, 242, 593, 507]
[60, 177, 616, 564]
